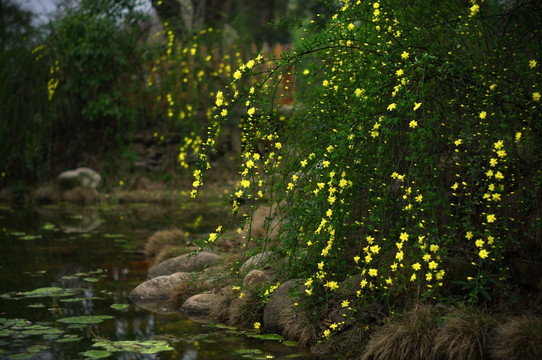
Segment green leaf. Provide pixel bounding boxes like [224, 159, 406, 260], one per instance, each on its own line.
[110, 304, 129, 310]
[58, 315, 114, 325]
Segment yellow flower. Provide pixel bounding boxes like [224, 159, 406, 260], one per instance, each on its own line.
[454, 138, 462, 146]
[400, 232, 409, 242]
[489, 158, 498, 167]
[253, 322, 261, 330]
[412, 263, 421, 271]
[303, 69, 310, 75]
[240, 179, 251, 188]
[426, 273, 433, 281]
[533, 92, 541, 101]
[410, 273, 417, 282]
[342, 300, 350, 308]
[324, 281, 339, 290]
[208, 233, 217, 242]
[368, 268, 378, 277]
[479, 111, 487, 119]
[479, 249, 489, 259]
[415, 194, 423, 203]
[247, 107, 256, 116]
[413, 102, 422, 111]
[465, 231, 474, 240]
[409, 120, 418, 128]
[355, 88, 364, 97]
[221, 109, 228, 116]
[529, 59, 537, 69]
[275, 142, 282, 149]
[475, 239, 485, 248]
[469, 4, 480, 17]
[387, 103, 397, 111]
[215, 91, 224, 107]
[370, 245, 381, 254]
[233, 70, 242, 80]
[347, 23, 355, 31]
[428, 261, 438, 270]
[487, 214, 496, 223]
[246, 59, 255, 69]
[396, 69, 404, 77]
[515, 132, 522, 142]
[401, 51, 409, 59]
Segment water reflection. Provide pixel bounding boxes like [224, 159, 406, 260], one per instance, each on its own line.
[0, 204, 331, 360]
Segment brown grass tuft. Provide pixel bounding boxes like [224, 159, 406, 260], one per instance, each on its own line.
[209, 286, 237, 323]
[228, 289, 264, 328]
[489, 315, 542, 360]
[144, 228, 186, 260]
[361, 304, 438, 360]
[279, 304, 318, 348]
[433, 308, 497, 360]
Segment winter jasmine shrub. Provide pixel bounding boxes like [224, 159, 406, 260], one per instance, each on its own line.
[188, 0, 541, 341]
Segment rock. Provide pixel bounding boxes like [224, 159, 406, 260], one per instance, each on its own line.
[181, 293, 219, 316]
[263, 279, 303, 333]
[148, 251, 219, 279]
[129, 272, 191, 302]
[57, 167, 101, 190]
[243, 269, 270, 286]
[239, 251, 274, 273]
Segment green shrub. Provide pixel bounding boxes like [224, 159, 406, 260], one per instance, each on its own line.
[191, 0, 542, 342]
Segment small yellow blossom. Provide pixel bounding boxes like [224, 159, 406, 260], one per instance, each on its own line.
[479, 111, 487, 119]
[487, 214, 496, 223]
[413, 102, 422, 111]
[387, 103, 397, 111]
[412, 263, 421, 271]
[479, 249, 489, 259]
[247, 107, 256, 116]
[465, 231, 474, 240]
[342, 300, 350, 308]
[409, 120, 418, 128]
[347, 23, 355, 31]
[401, 51, 409, 59]
[233, 70, 242, 80]
[240, 179, 251, 188]
[396, 69, 404, 77]
[469, 4, 480, 17]
[368, 268, 378, 277]
[253, 322, 261, 330]
[529, 59, 537, 69]
[533, 92, 541, 101]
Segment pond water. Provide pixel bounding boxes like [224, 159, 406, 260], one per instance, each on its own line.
[0, 202, 327, 360]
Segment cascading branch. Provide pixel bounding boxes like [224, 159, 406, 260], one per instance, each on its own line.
[187, 0, 541, 339]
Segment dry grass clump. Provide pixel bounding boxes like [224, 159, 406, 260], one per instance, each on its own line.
[279, 305, 318, 348]
[228, 289, 264, 328]
[361, 304, 438, 360]
[433, 308, 497, 360]
[144, 228, 186, 261]
[209, 286, 237, 323]
[169, 272, 214, 306]
[489, 315, 542, 360]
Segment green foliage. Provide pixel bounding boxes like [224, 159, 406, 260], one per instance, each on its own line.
[191, 0, 542, 341]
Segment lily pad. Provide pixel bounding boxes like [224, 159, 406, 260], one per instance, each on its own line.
[283, 340, 298, 347]
[60, 297, 100, 303]
[57, 315, 114, 325]
[58, 334, 83, 343]
[60, 276, 78, 280]
[83, 278, 99, 283]
[26, 303, 46, 308]
[92, 340, 173, 354]
[8, 353, 33, 360]
[81, 350, 112, 359]
[249, 333, 284, 341]
[21, 234, 42, 241]
[41, 223, 56, 230]
[9, 287, 79, 299]
[110, 304, 129, 311]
